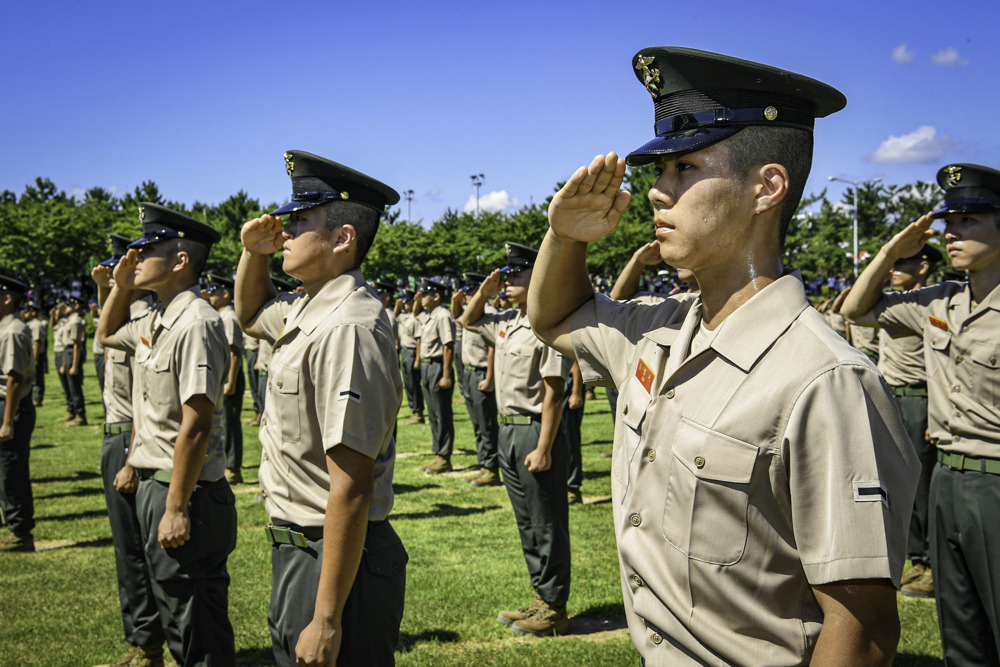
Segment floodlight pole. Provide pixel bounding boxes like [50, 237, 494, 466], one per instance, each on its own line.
[404, 189, 414, 222]
[828, 176, 881, 277]
[470, 174, 484, 216]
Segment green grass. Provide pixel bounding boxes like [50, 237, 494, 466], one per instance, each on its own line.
[0, 357, 944, 665]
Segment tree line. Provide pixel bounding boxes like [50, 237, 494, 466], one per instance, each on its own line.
[0, 165, 945, 292]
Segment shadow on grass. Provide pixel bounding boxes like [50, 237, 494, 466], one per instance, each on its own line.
[564, 602, 629, 636]
[36, 536, 113, 551]
[37, 487, 104, 500]
[31, 444, 57, 450]
[235, 647, 277, 666]
[42, 508, 108, 522]
[397, 628, 461, 653]
[394, 503, 502, 520]
[586, 439, 613, 446]
[393, 483, 433, 495]
[894, 654, 944, 666]
[583, 470, 610, 481]
[34, 470, 101, 484]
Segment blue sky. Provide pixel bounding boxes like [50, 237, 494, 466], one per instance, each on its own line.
[2, 0, 997, 225]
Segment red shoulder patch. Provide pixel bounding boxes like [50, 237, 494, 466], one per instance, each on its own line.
[929, 316, 948, 332]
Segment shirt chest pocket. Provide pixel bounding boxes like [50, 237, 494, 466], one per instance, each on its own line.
[614, 377, 651, 492]
[662, 419, 758, 566]
[965, 342, 1000, 407]
[143, 352, 174, 406]
[271, 365, 301, 443]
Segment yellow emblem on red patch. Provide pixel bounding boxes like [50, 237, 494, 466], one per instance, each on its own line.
[499, 330, 506, 339]
[929, 316, 948, 332]
[635, 359, 655, 394]
[140, 336, 150, 347]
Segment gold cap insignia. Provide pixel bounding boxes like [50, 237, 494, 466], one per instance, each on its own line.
[138, 205, 145, 220]
[505, 243, 511, 255]
[944, 165, 962, 188]
[284, 152, 295, 178]
[764, 106, 778, 121]
[341, 191, 349, 200]
[178, 232, 185, 238]
[635, 55, 661, 99]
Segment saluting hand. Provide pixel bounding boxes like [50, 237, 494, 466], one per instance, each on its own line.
[480, 269, 503, 298]
[634, 241, 662, 266]
[241, 215, 285, 256]
[112, 249, 140, 291]
[883, 212, 936, 261]
[548, 152, 632, 243]
[91, 264, 113, 289]
[158, 507, 191, 549]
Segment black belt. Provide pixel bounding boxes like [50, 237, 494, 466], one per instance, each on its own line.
[467, 365, 487, 371]
[893, 384, 927, 397]
[421, 356, 442, 363]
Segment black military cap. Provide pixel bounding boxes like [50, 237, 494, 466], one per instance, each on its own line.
[0, 275, 29, 297]
[100, 233, 135, 267]
[626, 47, 847, 166]
[271, 150, 400, 216]
[500, 242, 538, 274]
[931, 164, 1000, 219]
[130, 202, 222, 248]
[203, 273, 234, 290]
[401, 288, 416, 301]
[67, 295, 86, 307]
[373, 280, 396, 296]
[895, 243, 943, 268]
[420, 279, 452, 299]
[461, 272, 487, 290]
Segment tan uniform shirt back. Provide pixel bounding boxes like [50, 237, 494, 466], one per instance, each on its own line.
[65, 311, 86, 359]
[114, 288, 229, 481]
[418, 306, 455, 358]
[824, 309, 847, 338]
[245, 332, 260, 352]
[218, 304, 244, 356]
[397, 311, 425, 349]
[461, 304, 496, 369]
[571, 273, 918, 667]
[475, 308, 566, 416]
[103, 299, 153, 424]
[866, 280, 1000, 457]
[26, 319, 46, 354]
[0, 314, 34, 399]
[849, 322, 879, 358]
[52, 317, 67, 354]
[254, 270, 402, 527]
[878, 327, 925, 388]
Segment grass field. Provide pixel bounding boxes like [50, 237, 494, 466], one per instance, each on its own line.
[0, 355, 945, 666]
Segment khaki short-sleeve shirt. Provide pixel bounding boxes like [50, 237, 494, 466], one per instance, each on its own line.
[114, 288, 229, 481]
[397, 311, 425, 349]
[254, 270, 402, 527]
[0, 314, 34, 399]
[218, 305, 244, 356]
[476, 308, 566, 416]
[418, 306, 454, 358]
[245, 333, 260, 353]
[849, 322, 879, 358]
[862, 280, 1000, 456]
[571, 273, 918, 667]
[878, 327, 925, 388]
[52, 318, 67, 353]
[66, 311, 86, 351]
[461, 304, 496, 369]
[103, 298, 153, 424]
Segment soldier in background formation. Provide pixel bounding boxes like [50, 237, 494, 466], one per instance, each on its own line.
[843, 163, 1000, 665]
[19, 302, 46, 408]
[97, 202, 236, 666]
[58, 295, 88, 426]
[396, 289, 425, 424]
[0, 275, 37, 552]
[415, 279, 456, 474]
[91, 234, 166, 667]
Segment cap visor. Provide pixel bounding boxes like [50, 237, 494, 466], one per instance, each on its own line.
[931, 202, 1000, 219]
[99, 258, 118, 267]
[128, 237, 159, 249]
[625, 127, 744, 166]
[270, 200, 324, 216]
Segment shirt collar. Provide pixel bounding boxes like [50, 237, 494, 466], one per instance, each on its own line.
[158, 287, 202, 331]
[284, 269, 365, 337]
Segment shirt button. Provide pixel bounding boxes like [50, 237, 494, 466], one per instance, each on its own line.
[665, 387, 675, 399]
[623, 404, 629, 416]
[953, 385, 961, 393]
[651, 632, 663, 645]
[954, 435, 962, 442]
[991, 357, 997, 365]
[962, 325, 969, 333]
[694, 456, 706, 469]
[630, 513, 641, 527]
[632, 574, 643, 587]
[263, 452, 269, 461]
[277, 381, 283, 388]
[647, 450, 656, 462]
[956, 355, 964, 363]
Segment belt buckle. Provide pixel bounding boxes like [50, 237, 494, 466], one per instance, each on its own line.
[264, 524, 277, 546]
[954, 454, 966, 470]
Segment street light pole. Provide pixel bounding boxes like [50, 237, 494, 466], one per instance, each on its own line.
[404, 189, 414, 222]
[828, 176, 881, 277]
[470, 174, 484, 216]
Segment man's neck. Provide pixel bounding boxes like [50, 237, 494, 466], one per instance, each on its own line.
[969, 261, 1000, 305]
[156, 281, 195, 309]
[695, 256, 783, 330]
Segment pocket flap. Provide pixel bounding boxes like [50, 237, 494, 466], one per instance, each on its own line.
[620, 382, 649, 431]
[927, 327, 950, 352]
[365, 541, 409, 577]
[673, 419, 757, 484]
[274, 367, 299, 394]
[968, 342, 1000, 369]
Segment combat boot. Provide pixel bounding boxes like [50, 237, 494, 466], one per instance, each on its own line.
[57, 412, 75, 422]
[225, 468, 243, 484]
[405, 411, 425, 425]
[67, 415, 88, 427]
[901, 567, 933, 598]
[97, 642, 165, 667]
[460, 465, 483, 483]
[511, 599, 568, 636]
[470, 468, 501, 487]
[424, 455, 452, 474]
[567, 488, 583, 505]
[0, 531, 34, 553]
[246, 413, 261, 427]
[900, 562, 926, 587]
[498, 590, 543, 626]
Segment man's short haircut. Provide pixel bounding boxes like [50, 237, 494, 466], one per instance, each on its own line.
[723, 125, 814, 245]
[324, 201, 380, 268]
[173, 239, 210, 278]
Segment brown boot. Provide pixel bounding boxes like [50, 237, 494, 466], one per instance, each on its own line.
[460, 466, 483, 483]
[901, 567, 934, 598]
[470, 468, 501, 487]
[57, 412, 75, 422]
[424, 455, 452, 474]
[97, 642, 165, 667]
[0, 531, 34, 553]
[67, 415, 88, 427]
[900, 562, 926, 587]
[498, 590, 543, 626]
[405, 411, 425, 425]
[567, 489, 583, 505]
[225, 468, 243, 484]
[511, 599, 568, 636]
[246, 413, 261, 427]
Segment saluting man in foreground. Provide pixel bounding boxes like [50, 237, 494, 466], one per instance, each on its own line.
[529, 47, 919, 666]
[236, 151, 407, 667]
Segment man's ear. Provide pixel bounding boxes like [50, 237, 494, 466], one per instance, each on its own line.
[752, 163, 789, 217]
[172, 250, 190, 275]
[332, 224, 356, 255]
[917, 260, 930, 278]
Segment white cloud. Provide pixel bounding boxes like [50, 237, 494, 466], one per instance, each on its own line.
[891, 44, 915, 64]
[425, 187, 441, 200]
[70, 187, 86, 197]
[867, 126, 955, 163]
[463, 190, 519, 214]
[931, 48, 969, 66]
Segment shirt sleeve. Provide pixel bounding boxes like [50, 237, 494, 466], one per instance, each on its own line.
[254, 294, 299, 343]
[439, 310, 456, 346]
[114, 316, 144, 355]
[868, 284, 949, 339]
[538, 344, 568, 382]
[310, 324, 399, 458]
[473, 311, 503, 346]
[784, 363, 919, 586]
[0, 328, 31, 377]
[176, 317, 228, 406]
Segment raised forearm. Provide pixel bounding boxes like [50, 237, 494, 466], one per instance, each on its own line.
[528, 229, 593, 347]
[235, 249, 276, 331]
